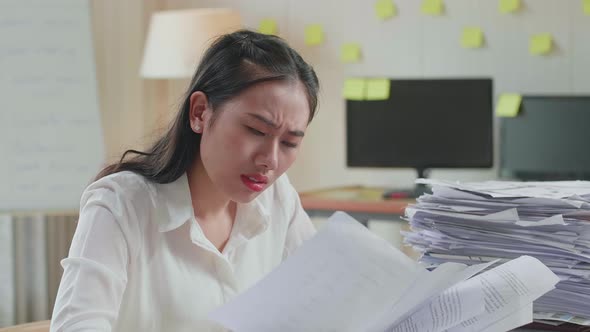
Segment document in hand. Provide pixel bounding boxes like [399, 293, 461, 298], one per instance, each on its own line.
[209, 212, 559, 332]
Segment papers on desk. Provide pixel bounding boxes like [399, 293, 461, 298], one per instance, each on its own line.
[209, 212, 558, 332]
[404, 179, 590, 327]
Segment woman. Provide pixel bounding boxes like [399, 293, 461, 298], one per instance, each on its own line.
[50, 29, 320, 331]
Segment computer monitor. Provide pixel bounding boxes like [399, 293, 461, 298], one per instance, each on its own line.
[346, 78, 493, 196]
[500, 96, 590, 181]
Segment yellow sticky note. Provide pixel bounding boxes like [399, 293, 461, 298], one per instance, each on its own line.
[461, 27, 484, 48]
[496, 94, 522, 117]
[529, 34, 553, 55]
[305, 24, 324, 46]
[343, 79, 367, 100]
[258, 19, 278, 35]
[375, 0, 396, 20]
[584, 0, 590, 15]
[341, 43, 361, 63]
[499, 0, 520, 13]
[421, 0, 444, 15]
[366, 79, 390, 101]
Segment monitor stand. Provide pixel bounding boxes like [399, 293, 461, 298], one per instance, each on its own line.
[382, 167, 432, 199]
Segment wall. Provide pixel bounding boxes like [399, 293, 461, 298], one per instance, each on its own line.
[157, 0, 590, 192]
[90, 0, 164, 162]
[301, 0, 590, 191]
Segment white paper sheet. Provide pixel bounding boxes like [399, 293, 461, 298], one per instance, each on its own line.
[446, 256, 559, 332]
[388, 281, 484, 332]
[477, 303, 533, 332]
[210, 213, 559, 332]
[208, 212, 422, 332]
[418, 179, 590, 201]
[365, 260, 497, 332]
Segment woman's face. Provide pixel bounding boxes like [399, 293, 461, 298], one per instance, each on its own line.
[192, 80, 310, 203]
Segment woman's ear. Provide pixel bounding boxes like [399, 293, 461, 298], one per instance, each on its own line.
[189, 91, 209, 134]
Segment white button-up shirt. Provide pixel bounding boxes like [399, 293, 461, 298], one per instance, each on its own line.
[50, 171, 315, 332]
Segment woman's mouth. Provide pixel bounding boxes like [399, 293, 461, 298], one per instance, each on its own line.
[240, 174, 268, 192]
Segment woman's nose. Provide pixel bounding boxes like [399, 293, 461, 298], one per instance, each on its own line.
[255, 141, 279, 171]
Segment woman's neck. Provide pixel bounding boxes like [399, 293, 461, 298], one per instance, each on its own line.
[186, 159, 234, 220]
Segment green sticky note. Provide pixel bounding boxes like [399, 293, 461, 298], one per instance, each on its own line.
[375, 0, 396, 20]
[584, 0, 590, 15]
[421, 0, 444, 15]
[305, 24, 324, 46]
[366, 79, 390, 101]
[461, 27, 484, 48]
[341, 43, 361, 63]
[343, 79, 367, 100]
[529, 34, 553, 55]
[258, 19, 278, 35]
[499, 0, 520, 13]
[496, 94, 522, 117]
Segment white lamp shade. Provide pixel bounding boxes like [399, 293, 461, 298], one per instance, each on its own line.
[140, 8, 241, 79]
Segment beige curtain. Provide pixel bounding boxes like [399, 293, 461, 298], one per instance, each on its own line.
[0, 214, 77, 327]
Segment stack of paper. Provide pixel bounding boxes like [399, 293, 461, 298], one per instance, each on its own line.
[210, 212, 559, 332]
[403, 179, 590, 327]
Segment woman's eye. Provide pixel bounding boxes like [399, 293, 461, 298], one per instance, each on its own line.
[247, 127, 265, 136]
[282, 141, 298, 148]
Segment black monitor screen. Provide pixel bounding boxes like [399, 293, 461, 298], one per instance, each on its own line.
[500, 96, 590, 180]
[346, 78, 493, 170]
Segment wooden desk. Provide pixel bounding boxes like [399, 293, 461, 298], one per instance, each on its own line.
[299, 186, 414, 225]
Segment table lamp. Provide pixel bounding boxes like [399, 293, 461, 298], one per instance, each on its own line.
[140, 8, 241, 127]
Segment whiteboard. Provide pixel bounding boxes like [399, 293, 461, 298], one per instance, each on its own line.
[0, 0, 104, 211]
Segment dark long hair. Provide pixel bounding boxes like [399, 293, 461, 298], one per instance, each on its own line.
[95, 29, 319, 184]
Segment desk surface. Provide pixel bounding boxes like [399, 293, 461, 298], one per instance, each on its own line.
[299, 186, 414, 215]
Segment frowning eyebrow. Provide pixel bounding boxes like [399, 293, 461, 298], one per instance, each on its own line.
[247, 113, 305, 137]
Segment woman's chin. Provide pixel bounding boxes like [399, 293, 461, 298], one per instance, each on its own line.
[232, 190, 262, 204]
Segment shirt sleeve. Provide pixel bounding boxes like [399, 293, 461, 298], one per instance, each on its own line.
[281, 175, 316, 260]
[50, 181, 141, 332]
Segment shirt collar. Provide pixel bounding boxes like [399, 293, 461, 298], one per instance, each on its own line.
[155, 172, 272, 236]
[155, 172, 194, 233]
[233, 195, 271, 240]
